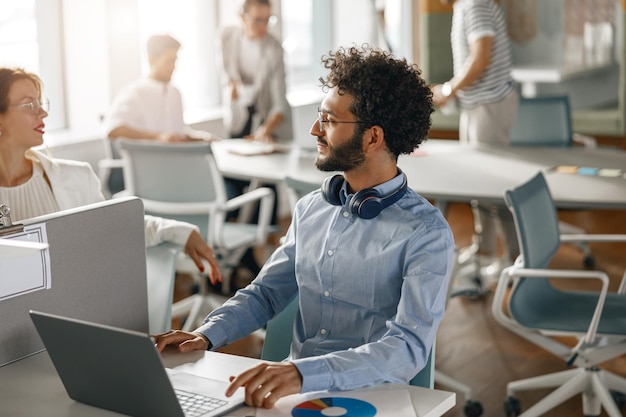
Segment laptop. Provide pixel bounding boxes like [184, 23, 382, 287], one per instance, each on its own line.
[29, 310, 246, 417]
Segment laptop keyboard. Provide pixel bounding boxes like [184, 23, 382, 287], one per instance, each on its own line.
[175, 389, 229, 417]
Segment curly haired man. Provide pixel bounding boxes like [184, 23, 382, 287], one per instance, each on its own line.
[155, 45, 455, 409]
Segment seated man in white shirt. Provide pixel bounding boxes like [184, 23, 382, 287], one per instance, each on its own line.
[102, 34, 213, 194]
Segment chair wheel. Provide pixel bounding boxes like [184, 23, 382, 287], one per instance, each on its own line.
[504, 396, 521, 417]
[611, 390, 626, 408]
[583, 255, 595, 268]
[464, 400, 483, 417]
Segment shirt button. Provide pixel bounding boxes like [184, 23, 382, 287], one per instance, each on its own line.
[324, 291, 330, 297]
[320, 329, 327, 335]
[327, 250, 333, 256]
[343, 211, 349, 217]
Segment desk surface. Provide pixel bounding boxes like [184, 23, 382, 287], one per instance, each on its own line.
[0, 350, 455, 417]
[510, 62, 617, 97]
[213, 139, 626, 210]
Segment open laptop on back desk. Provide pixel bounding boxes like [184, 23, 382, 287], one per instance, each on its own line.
[29, 310, 245, 417]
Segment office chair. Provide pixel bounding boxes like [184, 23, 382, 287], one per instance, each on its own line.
[492, 171, 626, 417]
[282, 176, 484, 416]
[510, 95, 596, 268]
[118, 139, 274, 331]
[456, 95, 598, 299]
[95, 138, 127, 199]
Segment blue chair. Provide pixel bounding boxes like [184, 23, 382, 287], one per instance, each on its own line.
[510, 95, 596, 267]
[510, 96, 574, 147]
[492, 171, 626, 417]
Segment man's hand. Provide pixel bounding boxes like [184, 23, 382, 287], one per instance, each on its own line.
[245, 125, 275, 144]
[153, 330, 210, 353]
[226, 362, 303, 409]
[184, 229, 223, 285]
[430, 84, 451, 107]
[156, 132, 191, 142]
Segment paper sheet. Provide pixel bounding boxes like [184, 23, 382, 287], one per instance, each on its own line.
[0, 223, 51, 301]
[257, 388, 416, 417]
[226, 141, 288, 156]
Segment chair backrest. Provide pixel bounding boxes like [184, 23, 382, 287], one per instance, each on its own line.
[510, 96, 573, 147]
[260, 295, 435, 389]
[503, 171, 563, 325]
[504, 171, 561, 270]
[260, 296, 300, 362]
[118, 139, 227, 240]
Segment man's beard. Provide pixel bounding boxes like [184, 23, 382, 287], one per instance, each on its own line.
[315, 129, 366, 172]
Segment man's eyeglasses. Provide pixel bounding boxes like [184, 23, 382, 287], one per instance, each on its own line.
[10, 98, 50, 114]
[317, 108, 371, 132]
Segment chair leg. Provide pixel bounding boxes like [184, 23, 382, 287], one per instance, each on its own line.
[518, 370, 587, 417]
[589, 371, 624, 417]
[508, 367, 580, 395]
[602, 369, 626, 394]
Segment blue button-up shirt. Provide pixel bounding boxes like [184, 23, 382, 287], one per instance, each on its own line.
[196, 174, 454, 393]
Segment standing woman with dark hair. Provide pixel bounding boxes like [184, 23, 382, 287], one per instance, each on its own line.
[217, 0, 292, 143]
[0, 67, 222, 280]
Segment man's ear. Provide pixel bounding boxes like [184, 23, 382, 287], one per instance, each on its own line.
[364, 125, 385, 152]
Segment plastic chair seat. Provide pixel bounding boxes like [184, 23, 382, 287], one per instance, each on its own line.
[512, 283, 626, 335]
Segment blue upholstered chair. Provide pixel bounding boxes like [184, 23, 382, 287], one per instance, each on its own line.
[510, 95, 596, 267]
[492, 171, 626, 417]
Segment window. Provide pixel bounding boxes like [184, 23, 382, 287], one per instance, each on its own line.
[0, 0, 65, 130]
[281, 0, 315, 89]
[1, 0, 417, 144]
[280, 0, 414, 93]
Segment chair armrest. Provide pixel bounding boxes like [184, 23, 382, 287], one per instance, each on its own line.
[507, 267, 610, 345]
[572, 132, 597, 149]
[224, 187, 274, 245]
[223, 187, 273, 211]
[560, 234, 626, 244]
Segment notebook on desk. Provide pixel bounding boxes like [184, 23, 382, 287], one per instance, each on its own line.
[29, 310, 245, 417]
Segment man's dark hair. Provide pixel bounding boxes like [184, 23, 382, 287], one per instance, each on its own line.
[319, 45, 433, 158]
[146, 34, 181, 58]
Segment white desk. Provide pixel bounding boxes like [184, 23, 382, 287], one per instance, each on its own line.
[0, 350, 455, 417]
[212, 139, 626, 210]
[511, 62, 616, 98]
[398, 141, 626, 209]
